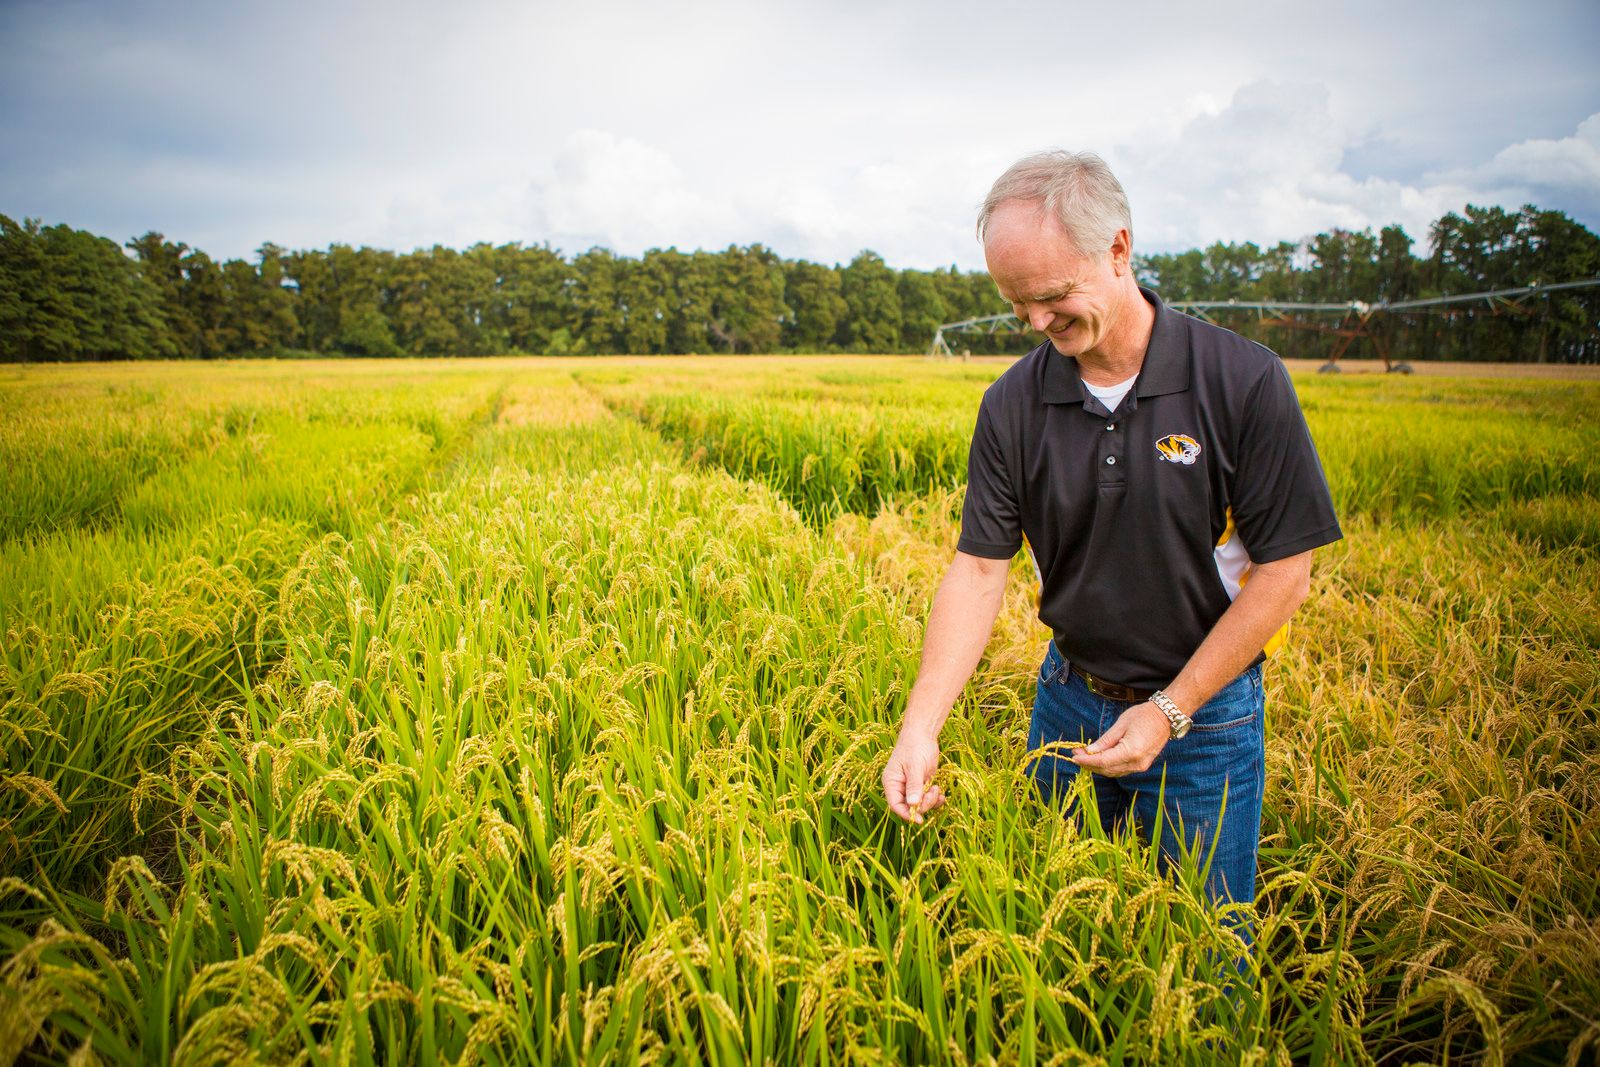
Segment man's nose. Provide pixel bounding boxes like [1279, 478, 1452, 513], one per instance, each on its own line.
[1028, 307, 1054, 332]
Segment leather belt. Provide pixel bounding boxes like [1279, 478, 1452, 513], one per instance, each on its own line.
[1071, 665, 1157, 703]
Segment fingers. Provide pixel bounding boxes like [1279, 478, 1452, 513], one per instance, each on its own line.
[1080, 719, 1127, 756]
[902, 783, 945, 824]
[1072, 731, 1151, 775]
[1072, 703, 1168, 778]
[905, 777, 929, 823]
[1072, 730, 1158, 777]
[1070, 722, 1126, 768]
[884, 756, 945, 825]
[884, 759, 933, 823]
[1071, 746, 1129, 776]
[1072, 720, 1134, 775]
[884, 729, 946, 825]
[882, 761, 913, 821]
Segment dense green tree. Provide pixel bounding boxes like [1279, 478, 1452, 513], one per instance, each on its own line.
[284, 248, 335, 351]
[896, 270, 947, 355]
[218, 259, 264, 353]
[329, 245, 400, 357]
[0, 217, 28, 357]
[660, 248, 715, 354]
[1137, 248, 1205, 300]
[1308, 229, 1381, 302]
[1429, 205, 1524, 294]
[212, 244, 300, 355]
[1255, 241, 1300, 302]
[389, 245, 494, 356]
[1373, 226, 1417, 302]
[179, 250, 229, 359]
[1523, 208, 1600, 362]
[709, 245, 786, 353]
[486, 242, 574, 353]
[126, 231, 200, 357]
[0, 216, 168, 360]
[914, 265, 1014, 355]
[1424, 212, 1546, 361]
[839, 251, 901, 352]
[781, 259, 848, 351]
[4, 206, 1596, 361]
[572, 248, 623, 354]
[616, 253, 672, 354]
[1203, 241, 1267, 300]
[388, 247, 449, 356]
[5, 219, 90, 359]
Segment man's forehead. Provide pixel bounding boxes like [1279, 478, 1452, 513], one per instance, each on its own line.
[985, 198, 1059, 239]
[984, 202, 1089, 260]
[985, 234, 1095, 296]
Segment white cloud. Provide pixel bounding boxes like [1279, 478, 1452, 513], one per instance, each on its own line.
[512, 137, 981, 267]
[528, 131, 741, 255]
[764, 163, 975, 267]
[1435, 113, 1600, 204]
[1116, 81, 1355, 248]
[1113, 83, 1600, 256]
[2, 0, 1596, 269]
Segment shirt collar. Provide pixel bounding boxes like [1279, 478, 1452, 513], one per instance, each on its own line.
[1041, 286, 1190, 408]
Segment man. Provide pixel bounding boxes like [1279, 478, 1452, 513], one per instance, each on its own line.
[880, 150, 1341, 929]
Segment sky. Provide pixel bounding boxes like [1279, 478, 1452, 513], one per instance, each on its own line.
[2, 0, 1597, 271]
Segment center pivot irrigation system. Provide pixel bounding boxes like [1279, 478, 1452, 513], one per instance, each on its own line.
[927, 278, 1600, 371]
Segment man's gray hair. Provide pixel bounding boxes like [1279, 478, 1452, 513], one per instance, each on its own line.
[976, 150, 1133, 256]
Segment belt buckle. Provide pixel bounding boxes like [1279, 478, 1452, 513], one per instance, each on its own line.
[1082, 671, 1118, 700]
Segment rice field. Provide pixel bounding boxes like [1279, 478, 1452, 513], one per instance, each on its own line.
[1, 356, 1596, 1065]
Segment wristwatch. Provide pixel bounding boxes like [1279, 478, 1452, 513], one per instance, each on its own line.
[1150, 690, 1192, 738]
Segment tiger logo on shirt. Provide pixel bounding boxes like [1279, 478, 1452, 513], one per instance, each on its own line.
[1155, 433, 1202, 465]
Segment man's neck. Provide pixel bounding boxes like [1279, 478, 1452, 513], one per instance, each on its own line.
[1078, 285, 1156, 386]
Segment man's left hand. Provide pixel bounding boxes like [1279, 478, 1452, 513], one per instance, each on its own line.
[1070, 702, 1171, 777]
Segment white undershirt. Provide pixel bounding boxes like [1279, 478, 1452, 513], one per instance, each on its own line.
[1083, 373, 1138, 413]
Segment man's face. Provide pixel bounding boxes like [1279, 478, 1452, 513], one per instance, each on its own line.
[982, 199, 1131, 360]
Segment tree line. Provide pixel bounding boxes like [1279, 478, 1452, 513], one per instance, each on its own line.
[1137, 205, 1600, 364]
[2, 203, 1596, 362]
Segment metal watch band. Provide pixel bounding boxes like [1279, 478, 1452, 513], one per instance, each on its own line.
[1150, 689, 1192, 738]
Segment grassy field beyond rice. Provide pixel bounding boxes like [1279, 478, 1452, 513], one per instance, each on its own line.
[1, 356, 1596, 1065]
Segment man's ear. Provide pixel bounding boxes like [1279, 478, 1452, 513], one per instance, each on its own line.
[1109, 229, 1133, 276]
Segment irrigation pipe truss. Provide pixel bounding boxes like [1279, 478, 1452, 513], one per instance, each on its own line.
[927, 277, 1600, 372]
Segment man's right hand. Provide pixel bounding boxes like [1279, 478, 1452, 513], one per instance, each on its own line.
[883, 729, 945, 824]
[881, 551, 1007, 826]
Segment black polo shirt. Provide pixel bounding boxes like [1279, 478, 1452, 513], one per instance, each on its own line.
[957, 287, 1342, 691]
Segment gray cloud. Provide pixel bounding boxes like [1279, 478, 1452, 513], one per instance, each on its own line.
[2, 0, 1596, 268]
[1442, 114, 1600, 204]
[1113, 82, 1600, 254]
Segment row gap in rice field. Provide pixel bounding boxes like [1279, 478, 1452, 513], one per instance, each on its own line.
[569, 363, 1053, 699]
[571, 364, 978, 531]
[577, 361, 1600, 561]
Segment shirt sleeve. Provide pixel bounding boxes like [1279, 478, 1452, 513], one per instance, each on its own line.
[957, 394, 1023, 559]
[1231, 357, 1343, 563]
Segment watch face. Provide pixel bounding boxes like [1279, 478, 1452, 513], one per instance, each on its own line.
[1173, 719, 1191, 739]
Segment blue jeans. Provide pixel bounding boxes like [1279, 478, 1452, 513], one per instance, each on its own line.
[1027, 640, 1265, 942]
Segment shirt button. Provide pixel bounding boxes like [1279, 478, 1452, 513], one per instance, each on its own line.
[1106, 456, 1117, 465]
[1106, 424, 1116, 431]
